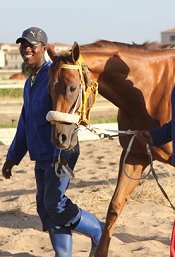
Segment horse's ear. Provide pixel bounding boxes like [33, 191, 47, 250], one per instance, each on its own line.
[71, 41, 80, 63]
[47, 43, 57, 62]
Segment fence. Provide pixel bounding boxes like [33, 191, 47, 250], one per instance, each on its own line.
[0, 79, 23, 144]
[0, 77, 118, 145]
[0, 77, 23, 129]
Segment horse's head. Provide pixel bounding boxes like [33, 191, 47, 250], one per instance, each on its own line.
[46, 42, 98, 150]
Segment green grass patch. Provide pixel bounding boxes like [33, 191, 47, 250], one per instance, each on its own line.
[91, 116, 117, 124]
[0, 121, 18, 128]
[0, 117, 117, 128]
[0, 88, 23, 98]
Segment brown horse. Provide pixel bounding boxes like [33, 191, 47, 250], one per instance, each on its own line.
[9, 72, 28, 80]
[46, 41, 175, 257]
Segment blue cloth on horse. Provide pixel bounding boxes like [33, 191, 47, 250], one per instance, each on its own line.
[151, 86, 175, 164]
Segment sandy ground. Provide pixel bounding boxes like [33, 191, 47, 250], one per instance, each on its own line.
[0, 138, 175, 257]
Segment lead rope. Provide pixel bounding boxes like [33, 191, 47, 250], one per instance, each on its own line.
[122, 134, 153, 180]
[87, 127, 153, 179]
[87, 126, 175, 211]
[54, 149, 75, 180]
[123, 134, 175, 211]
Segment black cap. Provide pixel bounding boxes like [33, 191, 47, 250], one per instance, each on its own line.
[16, 27, 48, 45]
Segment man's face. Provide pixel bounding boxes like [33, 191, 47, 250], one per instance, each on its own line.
[19, 40, 45, 68]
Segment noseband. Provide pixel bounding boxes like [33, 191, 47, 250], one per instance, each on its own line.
[46, 56, 98, 126]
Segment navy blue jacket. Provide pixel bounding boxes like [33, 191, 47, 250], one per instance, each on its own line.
[7, 62, 76, 164]
[151, 87, 175, 164]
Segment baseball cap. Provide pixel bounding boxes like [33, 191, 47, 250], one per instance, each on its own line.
[16, 27, 48, 45]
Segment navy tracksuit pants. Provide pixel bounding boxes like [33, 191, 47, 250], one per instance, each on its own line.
[34, 153, 81, 231]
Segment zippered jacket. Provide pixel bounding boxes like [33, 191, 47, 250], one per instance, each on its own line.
[7, 62, 73, 164]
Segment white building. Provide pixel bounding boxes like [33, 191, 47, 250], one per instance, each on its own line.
[0, 42, 70, 70]
[0, 50, 5, 68]
[161, 28, 175, 45]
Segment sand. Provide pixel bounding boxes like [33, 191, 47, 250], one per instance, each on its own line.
[0, 138, 175, 257]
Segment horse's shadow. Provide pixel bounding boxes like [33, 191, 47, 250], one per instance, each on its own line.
[69, 177, 117, 189]
[69, 170, 171, 189]
[0, 252, 40, 257]
[0, 188, 35, 198]
[114, 232, 170, 246]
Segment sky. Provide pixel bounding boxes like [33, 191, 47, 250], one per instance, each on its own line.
[1, 0, 175, 46]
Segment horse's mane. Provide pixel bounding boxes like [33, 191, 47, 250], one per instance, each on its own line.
[81, 40, 171, 51]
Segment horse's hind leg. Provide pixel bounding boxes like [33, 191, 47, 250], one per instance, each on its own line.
[94, 150, 149, 257]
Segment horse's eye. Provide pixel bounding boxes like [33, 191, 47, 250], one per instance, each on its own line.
[70, 85, 76, 92]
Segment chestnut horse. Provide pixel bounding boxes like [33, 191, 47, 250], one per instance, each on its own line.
[46, 41, 175, 257]
[9, 72, 28, 80]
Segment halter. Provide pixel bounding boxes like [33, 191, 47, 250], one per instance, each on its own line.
[46, 55, 98, 126]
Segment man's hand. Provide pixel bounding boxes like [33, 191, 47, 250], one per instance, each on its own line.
[136, 130, 153, 148]
[2, 160, 16, 179]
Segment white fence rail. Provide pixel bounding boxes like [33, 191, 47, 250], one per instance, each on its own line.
[0, 83, 24, 89]
[0, 123, 118, 145]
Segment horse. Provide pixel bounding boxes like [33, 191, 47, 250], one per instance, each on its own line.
[46, 40, 175, 257]
[9, 72, 28, 80]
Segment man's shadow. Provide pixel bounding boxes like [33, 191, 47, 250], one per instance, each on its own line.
[0, 210, 40, 230]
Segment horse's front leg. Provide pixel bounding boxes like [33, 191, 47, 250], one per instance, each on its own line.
[95, 150, 149, 257]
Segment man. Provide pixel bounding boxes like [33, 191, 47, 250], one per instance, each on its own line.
[137, 86, 175, 257]
[1, 27, 103, 257]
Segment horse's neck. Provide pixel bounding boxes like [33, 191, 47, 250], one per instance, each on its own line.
[83, 50, 175, 129]
[84, 50, 175, 107]
[82, 51, 145, 109]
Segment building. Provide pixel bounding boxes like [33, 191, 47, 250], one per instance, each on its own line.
[161, 28, 175, 45]
[0, 43, 23, 69]
[53, 42, 70, 53]
[5, 48, 23, 69]
[0, 50, 5, 68]
[45, 42, 70, 61]
[0, 42, 70, 70]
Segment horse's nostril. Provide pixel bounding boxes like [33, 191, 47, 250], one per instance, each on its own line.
[61, 134, 67, 142]
[56, 133, 67, 143]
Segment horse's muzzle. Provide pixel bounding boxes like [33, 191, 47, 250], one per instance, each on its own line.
[51, 123, 79, 150]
